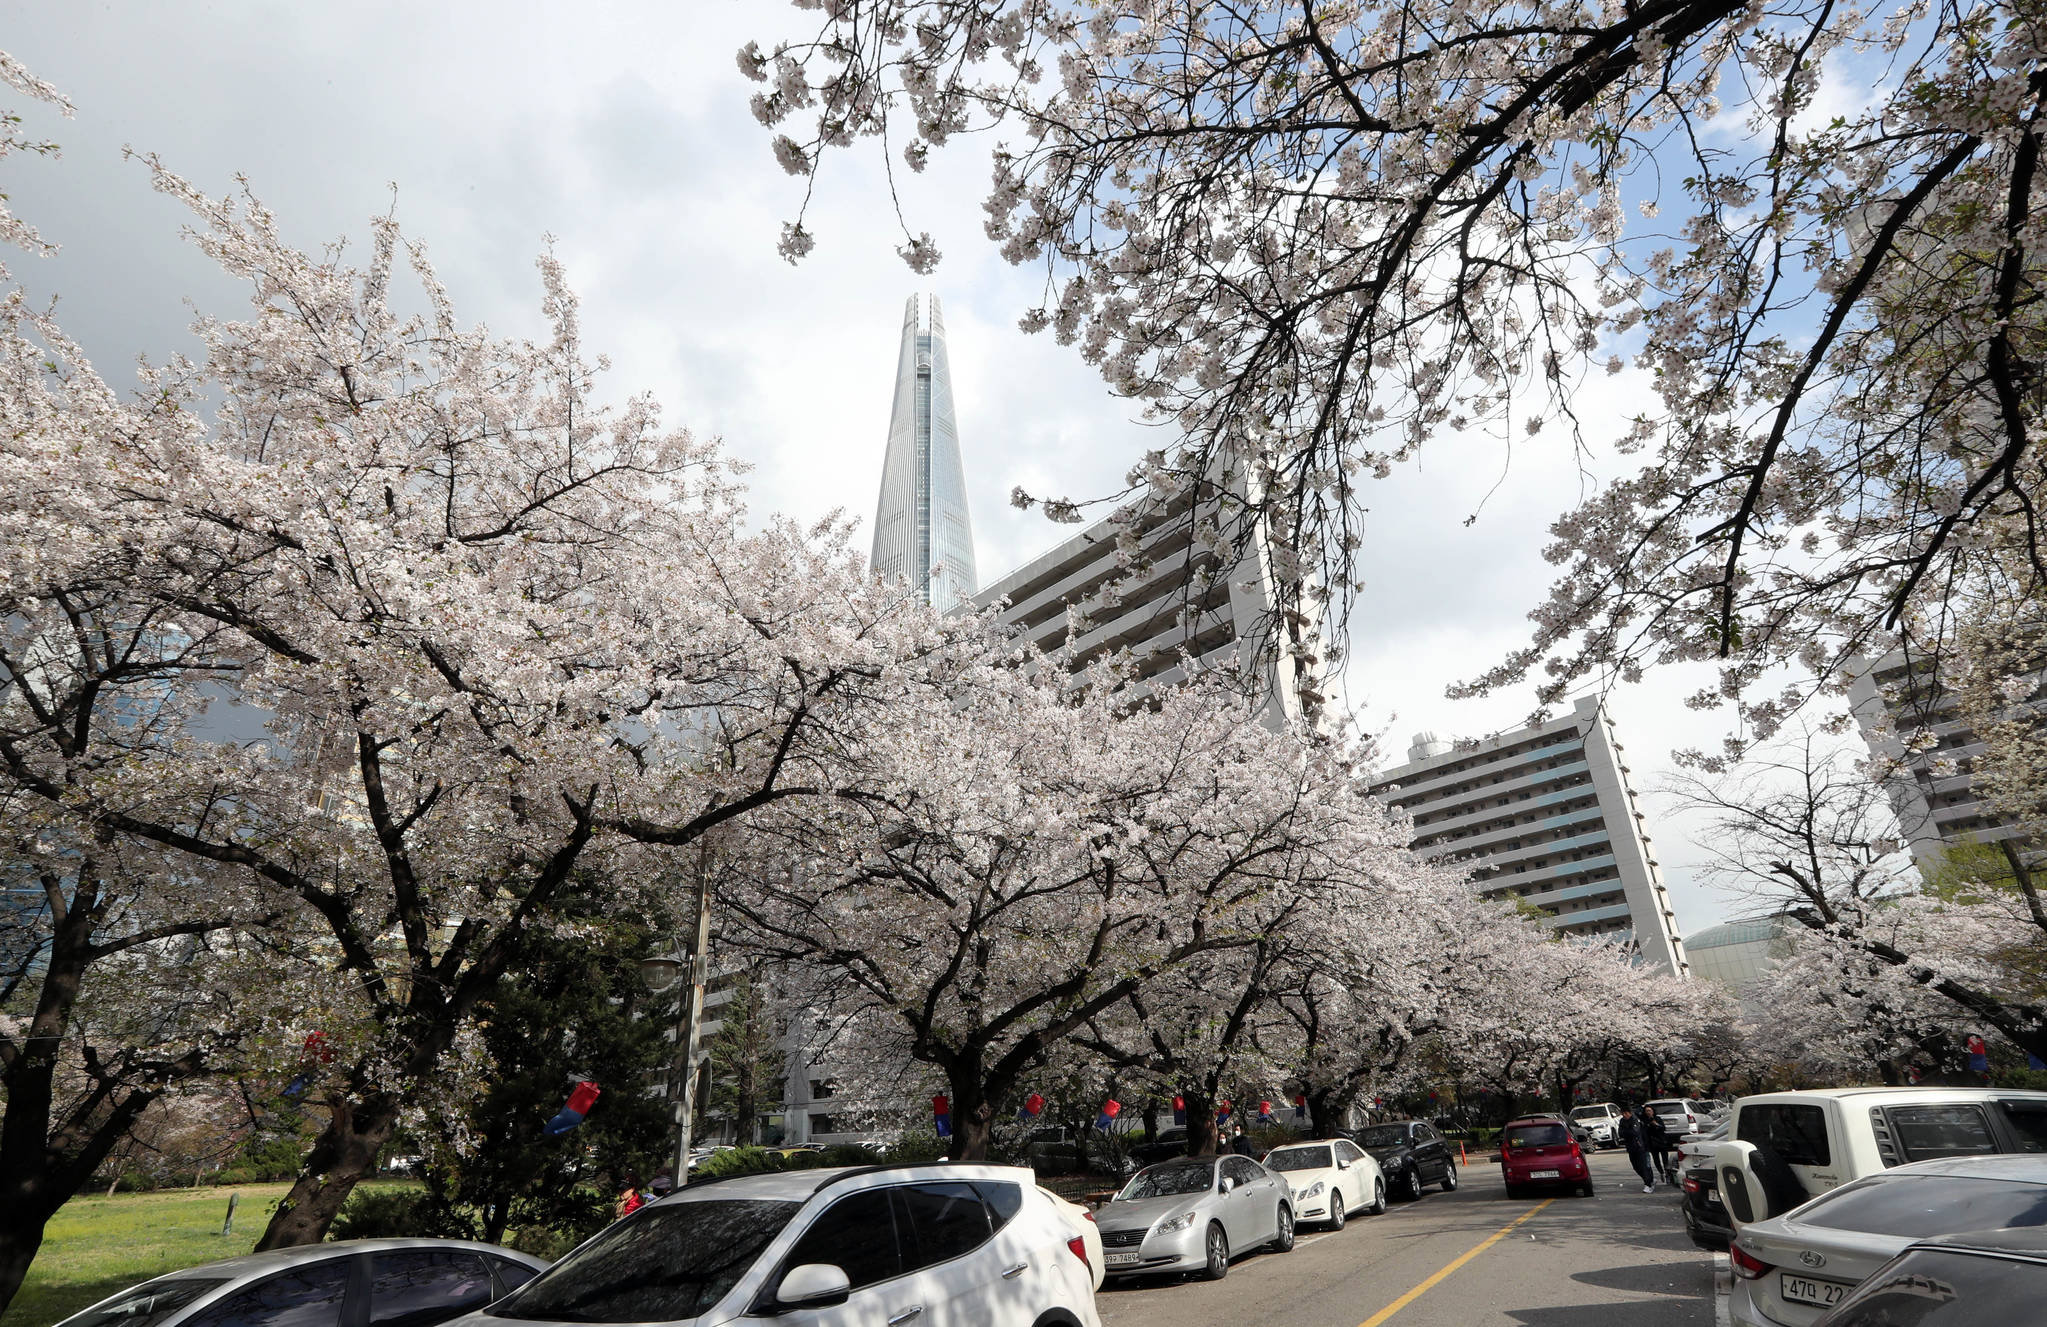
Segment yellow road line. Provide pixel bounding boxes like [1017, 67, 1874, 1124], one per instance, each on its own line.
[1357, 1199, 1556, 1327]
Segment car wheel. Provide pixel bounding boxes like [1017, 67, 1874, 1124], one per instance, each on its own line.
[1328, 1192, 1347, 1231]
[1370, 1179, 1387, 1215]
[1403, 1166, 1424, 1201]
[1505, 1181, 1523, 1199]
[1441, 1163, 1459, 1193]
[1577, 1181, 1595, 1197]
[1202, 1223, 1229, 1280]
[1273, 1204, 1296, 1252]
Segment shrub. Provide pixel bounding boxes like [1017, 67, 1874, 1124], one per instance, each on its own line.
[330, 1188, 473, 1241]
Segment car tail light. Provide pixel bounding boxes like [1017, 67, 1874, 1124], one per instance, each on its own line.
[1568, 1141, 1583, 1161]
[1067, 1235, 1090, 1272]
[1682, 1174, 1702, 1196]
[1084, 1210, 1097, 1223]
[1729, 1244, 1771, 1281]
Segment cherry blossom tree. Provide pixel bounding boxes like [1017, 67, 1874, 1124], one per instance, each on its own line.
[0, 144, 993, 1253]
[1675, 730, 2047, 1064]
[720, 664, 1428, 1162]
[748, 0, 2047, 740]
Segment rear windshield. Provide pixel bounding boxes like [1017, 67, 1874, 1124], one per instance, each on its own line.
[490, 1199, 799, 1322]
[1353, 1125, 1408, 1149]
[1117, 1161, 1215, 1200]
[1800, 1175, 2047, 1238]
[59, 1279, 230, 1327]
[1569, 1107, 1608, 1121]
[1265, 1146, 1334, 1172]
[1504, 1123, 1570, 1149]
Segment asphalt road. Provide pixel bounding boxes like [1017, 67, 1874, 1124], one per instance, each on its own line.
[1094, 1150, 1716, 1327]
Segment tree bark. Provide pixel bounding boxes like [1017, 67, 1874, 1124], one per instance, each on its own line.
[1184, 1090, 1220, 1156]
[255, 1095, 402, 1249]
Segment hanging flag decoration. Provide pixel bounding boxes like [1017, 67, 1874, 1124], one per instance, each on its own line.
[1173, 1095, 1186, 1126]
[544, 1080, 602, 1136]
[1293, 1093, 1307, 1121]
[1095, 1099, 1122, 1131]
[1968, 1035, 1991, 1073]
[1258, 1100, 1274, 1123]
[1016, 1092, 1045, 1122]
[282, 1030, 334, 1099]
[1216, 1099, 1232, 1124]
[933, 1094, 952, 1138]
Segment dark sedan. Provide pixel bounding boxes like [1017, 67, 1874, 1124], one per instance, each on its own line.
[1680, 1162, 1733, 1251]
[1351, 1119, 1459, 1201]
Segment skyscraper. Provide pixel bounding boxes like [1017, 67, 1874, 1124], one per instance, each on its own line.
[872, 294, 976, 611]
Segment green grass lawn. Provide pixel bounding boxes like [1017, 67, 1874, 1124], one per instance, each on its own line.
[0, 1183, 411, 1327]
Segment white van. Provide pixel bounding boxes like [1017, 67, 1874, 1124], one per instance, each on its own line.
[1714, 1087, 2047, 1231]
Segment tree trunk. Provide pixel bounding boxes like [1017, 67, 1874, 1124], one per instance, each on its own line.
[943, 1064, 994, 1163]
[1306, 1087, 1342, 1138]
[482, 1201, 509, 1246]
[1183, 1090, 1219, 1156]
[255, 1095, 402, 1249]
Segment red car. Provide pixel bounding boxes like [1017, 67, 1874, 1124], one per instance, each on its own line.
[1499, 1115, 1594, 1198]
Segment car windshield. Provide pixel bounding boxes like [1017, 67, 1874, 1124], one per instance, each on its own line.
[1569, 1108, 1607, 1121]
[490, 1199, 800, 1322]
[1354, 1126, 1408, 1149]
[1117, 1161, 1216, 1200]
[59, 1278, 230, 1327]
[1265, 1146, 1334, 1172]
[1647, 1100, 1685, 1112]
[1799, 1176, 2047, 1239]
[1504, 1123, 1570, 1149]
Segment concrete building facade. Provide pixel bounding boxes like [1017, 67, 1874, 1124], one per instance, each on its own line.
[1846, 647, 2021, 874]
[973, 492, 1323, 729]
[1366, 696, 1689, 975]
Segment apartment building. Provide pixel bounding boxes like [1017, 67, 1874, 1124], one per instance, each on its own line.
[1846, 647, 2022, 873]
[974, 492, 1324, 731]
[1366, 695, 1689, 975]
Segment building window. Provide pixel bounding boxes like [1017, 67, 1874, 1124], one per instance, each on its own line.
[810, 1114, 836, 1135]
[810, 1079, 834, 1100]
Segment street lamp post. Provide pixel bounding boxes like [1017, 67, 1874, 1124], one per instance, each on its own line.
[641, 844, 716, 1189]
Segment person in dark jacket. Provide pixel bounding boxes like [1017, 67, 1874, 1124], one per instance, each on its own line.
[1619, 1107, 1656, 1193]
[1639, 1106, 1677, 1185]
[1228, 1125, 1258, 1158]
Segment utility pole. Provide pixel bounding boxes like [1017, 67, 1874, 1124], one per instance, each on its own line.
[671, 840, 715, 1187]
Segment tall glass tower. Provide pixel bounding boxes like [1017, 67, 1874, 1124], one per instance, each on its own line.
[871, 294, 976, 611]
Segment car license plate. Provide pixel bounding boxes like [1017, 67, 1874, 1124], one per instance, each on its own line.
[1105, 1252, 1140, 1267]
[1530, 1169, 1560, 1179]
[1780, 1273, 1851, 1307]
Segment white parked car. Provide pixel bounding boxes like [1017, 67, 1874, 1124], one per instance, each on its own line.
[1677, 1117, 1731, 1169]
[1569, 1103, 1625, 1148]
[1729, 1154, 2047, 1327]
[464, 1162, 1099, 1327]
[1714, 1087, 2047, 1233]
[1262, 1138, 1386, 1229]
[1036, 1185, 1105, 1290]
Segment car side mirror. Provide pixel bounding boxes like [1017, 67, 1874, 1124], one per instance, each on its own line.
[1713, 1141, 1776, 1231]
[1219, 1176, 1236, 1194]
[776, 1263, 851, 1310]
[1336, 1159, 1350, 1170]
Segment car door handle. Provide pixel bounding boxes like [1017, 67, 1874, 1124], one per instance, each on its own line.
[1001, 1261, 1029, 1279]
[888, 1309, 924, 1326]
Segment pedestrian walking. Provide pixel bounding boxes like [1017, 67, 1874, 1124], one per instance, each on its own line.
[1228, 1125, 1258, 1158]
[647, 1167, 674, 1199]
[1618, 1106, 1656, 1193]
[1639, 1106, 1677, 1186]
[616, 1172, 644, 1219]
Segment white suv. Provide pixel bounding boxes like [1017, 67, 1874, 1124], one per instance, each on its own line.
[1569, 1103, 1624, 1147]
[1714, 1087, 2047, 1234]
[470, 1162, 1100, 1327]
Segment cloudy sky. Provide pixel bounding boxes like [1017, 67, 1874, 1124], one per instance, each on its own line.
[7, 2, 1824, 941]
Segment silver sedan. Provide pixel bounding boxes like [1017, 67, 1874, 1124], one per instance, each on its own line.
[55, 1239, 546, 1327]
[1094, 1154, 1296, 1281]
